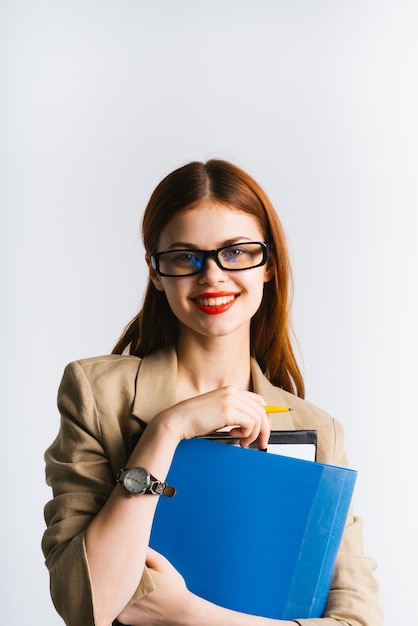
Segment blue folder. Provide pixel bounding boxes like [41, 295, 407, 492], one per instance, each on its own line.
[150, 437, 357, 620]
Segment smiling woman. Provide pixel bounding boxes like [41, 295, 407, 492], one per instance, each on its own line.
[146, 203, 273, 346]
[42, 159, 383, 626]
[115, 160, 300, 396]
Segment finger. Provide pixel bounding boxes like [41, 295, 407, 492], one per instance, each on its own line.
[256, 409, 271, 450]
[229, 417, 262, 447]
[229, 399, 270, 448]
[241, 394, 270, 444]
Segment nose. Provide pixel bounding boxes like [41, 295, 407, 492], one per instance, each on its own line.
[198, 256, 227, 284]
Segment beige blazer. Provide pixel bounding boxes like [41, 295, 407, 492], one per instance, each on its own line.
[42, 348, 382, 626]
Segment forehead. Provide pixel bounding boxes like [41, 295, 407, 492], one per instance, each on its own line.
[158, 202, 264, 249]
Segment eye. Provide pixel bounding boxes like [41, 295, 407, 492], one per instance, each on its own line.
[230, 247, 246, 257]
[172, 251, 203, 268]
[221, 246, 250, 263]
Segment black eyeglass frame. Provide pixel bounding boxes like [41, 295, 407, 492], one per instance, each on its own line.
[151, 241, 270, 277]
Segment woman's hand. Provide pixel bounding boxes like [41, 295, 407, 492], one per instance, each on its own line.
[116, 548, 194, 626]
[154, 387, 271, 450]
[116, 549, 295, 626]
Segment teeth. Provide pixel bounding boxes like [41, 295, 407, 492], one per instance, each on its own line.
[196, 295, 236, 306]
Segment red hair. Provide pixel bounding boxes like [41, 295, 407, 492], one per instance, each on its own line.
[113, 159, 304, 397]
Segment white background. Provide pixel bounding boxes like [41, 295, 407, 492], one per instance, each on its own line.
[1, 1, 417, 624]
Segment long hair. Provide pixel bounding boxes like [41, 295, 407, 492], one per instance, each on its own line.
[113, 159, 304, 397]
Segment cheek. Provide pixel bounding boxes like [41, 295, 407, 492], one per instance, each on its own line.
[160, 280, 190, 310]
[249, 270, 268, 294]
[243, 273, 267, 314]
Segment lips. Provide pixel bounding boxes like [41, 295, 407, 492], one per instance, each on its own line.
[191, 292, 240, 315]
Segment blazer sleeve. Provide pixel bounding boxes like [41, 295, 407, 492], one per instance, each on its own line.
[294, 416, 383, 626]
[42, 361, 155, 626]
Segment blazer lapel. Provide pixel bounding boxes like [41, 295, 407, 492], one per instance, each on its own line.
[132, 347, 178, 424]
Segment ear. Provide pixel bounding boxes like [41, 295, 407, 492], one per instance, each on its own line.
[146, 255, 165, 292]
[263, 252, 275, 283]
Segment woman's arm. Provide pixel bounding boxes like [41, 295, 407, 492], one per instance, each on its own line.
[84, 416, 179, 625]
[85, 386, 271, 625]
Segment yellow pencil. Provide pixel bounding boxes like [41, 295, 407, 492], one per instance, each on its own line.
[263, 405, 293, 413]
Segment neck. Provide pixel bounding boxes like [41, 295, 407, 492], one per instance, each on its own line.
[175, 334, 252, 401]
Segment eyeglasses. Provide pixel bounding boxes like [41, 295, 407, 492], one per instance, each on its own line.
[151, 241, 269, 277]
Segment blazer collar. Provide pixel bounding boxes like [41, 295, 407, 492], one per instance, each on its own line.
[133, 346, 295, 431]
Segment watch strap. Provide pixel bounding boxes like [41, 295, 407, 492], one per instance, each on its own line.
[146, 480, 176, 497]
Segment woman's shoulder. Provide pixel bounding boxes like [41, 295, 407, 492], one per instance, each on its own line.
[58, 354, 144, 406]
[279, 386, 342, 435]
[62, 353, 143, 380]
[69, 353, 142, 374]
[59, 348, 176, 408]
[55, 355, 146, 443]
[280, 387, 334, 422]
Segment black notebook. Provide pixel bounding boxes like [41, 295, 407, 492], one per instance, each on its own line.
[202, 429, 317, 461]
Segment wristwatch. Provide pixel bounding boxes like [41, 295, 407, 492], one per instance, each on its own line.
[116, 466, 176, 497]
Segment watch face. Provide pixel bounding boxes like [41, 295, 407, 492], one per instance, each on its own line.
[123, 467, 150, 494]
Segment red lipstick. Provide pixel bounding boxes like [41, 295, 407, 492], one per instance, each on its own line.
[190, 291, 240, 315]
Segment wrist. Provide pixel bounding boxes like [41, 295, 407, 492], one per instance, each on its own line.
[148, 409, 184, 445]
[146, 402, 196, 449]
[125, 412, 181, 482]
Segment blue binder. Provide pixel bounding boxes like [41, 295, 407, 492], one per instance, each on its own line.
[150, 437, 357, 620]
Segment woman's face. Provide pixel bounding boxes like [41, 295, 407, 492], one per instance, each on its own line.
[148, 202, 273, 344]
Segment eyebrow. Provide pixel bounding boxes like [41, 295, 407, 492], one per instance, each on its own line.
[165, 237, 255, 250]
